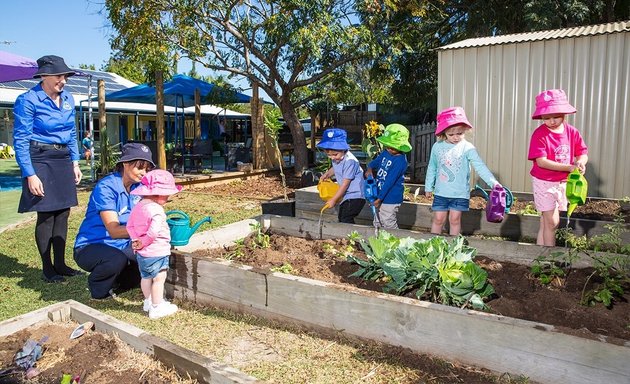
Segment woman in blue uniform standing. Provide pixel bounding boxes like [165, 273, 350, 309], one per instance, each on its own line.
[74, 143, 155, 299]
[13, 55, 83, 283]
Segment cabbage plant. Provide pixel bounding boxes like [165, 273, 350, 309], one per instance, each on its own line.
[347, 232, 494, 310]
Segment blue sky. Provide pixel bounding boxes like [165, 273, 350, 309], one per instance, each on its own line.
[1, 0, 204, 79]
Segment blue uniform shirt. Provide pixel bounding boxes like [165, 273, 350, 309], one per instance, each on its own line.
[368, 150, 408, 204]
[331, 151, 364, 201]
[13, 83, 80, 177]
[74, 173, 142, 250]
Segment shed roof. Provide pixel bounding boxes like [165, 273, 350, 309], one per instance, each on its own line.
[437, 20, 630, 51]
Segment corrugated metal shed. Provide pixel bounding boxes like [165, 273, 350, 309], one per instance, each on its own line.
[437, 21, 630, 198]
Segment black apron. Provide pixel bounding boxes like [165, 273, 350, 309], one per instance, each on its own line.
[18, 143, 78, 213]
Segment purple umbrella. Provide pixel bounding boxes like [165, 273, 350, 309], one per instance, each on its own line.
[0, 51, 38, 83]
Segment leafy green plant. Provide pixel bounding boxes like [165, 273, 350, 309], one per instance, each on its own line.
[530, 251, 575, 286]
[538, 221, 630, 308]
[361, 120, 384, 160]
[517, 202, 539, 216]
[263, 107, 288, 201]
[271, 263, 296, 275]
[347, 232, 494, 310]
[249, 222, 270, 249]
[224, 239, 245, 260]
[347, 231, 362, 246]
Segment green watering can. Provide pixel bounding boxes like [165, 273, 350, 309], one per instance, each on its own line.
[166, 210, 212, 246]
[566, 169, 588, 217]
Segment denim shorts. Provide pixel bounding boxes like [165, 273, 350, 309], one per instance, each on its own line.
[431, 195, 470, 212]
[137, 255, 170, 279]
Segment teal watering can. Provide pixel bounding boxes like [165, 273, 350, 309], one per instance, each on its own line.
[166, 210, 212, 246]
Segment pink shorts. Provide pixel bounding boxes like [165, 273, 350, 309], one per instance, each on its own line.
[532, 177, 567, 212]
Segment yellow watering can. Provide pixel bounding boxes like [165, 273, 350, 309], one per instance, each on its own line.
[317, 179, 339, 202]
[566, 168, 587, 217]
[317, 180, 339, 238]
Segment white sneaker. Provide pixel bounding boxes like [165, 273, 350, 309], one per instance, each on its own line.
[143, 297, 152, 312]
[149, 301, 178, 319]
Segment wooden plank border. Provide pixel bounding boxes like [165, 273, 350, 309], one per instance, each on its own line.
[0, 300, 260, 384]
[168, 217, 630, 384]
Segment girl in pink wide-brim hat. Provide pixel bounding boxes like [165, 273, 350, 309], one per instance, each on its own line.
[527, 89, 588, 247]
[127, 169, 182, 319]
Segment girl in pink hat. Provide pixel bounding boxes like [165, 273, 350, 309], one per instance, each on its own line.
[528, 89, 588, 246]
[127, 169, 182, 319]
[425, 106, 501, 236]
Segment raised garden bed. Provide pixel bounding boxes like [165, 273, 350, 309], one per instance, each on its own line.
[167, 215, 630, 384]
[295, 185, 630, 242]
[0, 300, 259, 384]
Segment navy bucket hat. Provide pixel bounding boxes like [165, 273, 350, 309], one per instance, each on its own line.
[317, 128, 350, 151]
[33, 55, 76, 78]
[117, 143, 155, 166]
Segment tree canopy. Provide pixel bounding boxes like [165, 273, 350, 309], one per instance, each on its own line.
[105, 0, 385, 172]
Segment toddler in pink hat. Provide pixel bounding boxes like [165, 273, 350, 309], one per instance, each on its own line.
[127, 169, 182, 319]
[527, 89, 588, 246]
[425, 106, 501, 236]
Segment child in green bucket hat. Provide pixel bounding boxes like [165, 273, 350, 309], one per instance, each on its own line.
[365, 123, 412, 229]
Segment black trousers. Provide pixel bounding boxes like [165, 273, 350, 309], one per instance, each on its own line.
[338, 198, 366, 224]
[74, 243, 140, 299]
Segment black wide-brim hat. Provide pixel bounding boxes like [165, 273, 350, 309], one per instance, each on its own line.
[33, 55, 76, 78]
[116, 143, 155, 166]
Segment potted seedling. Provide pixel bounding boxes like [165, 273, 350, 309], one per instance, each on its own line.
[260, 107, 295, 216]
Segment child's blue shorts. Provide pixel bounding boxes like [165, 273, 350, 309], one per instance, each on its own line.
[137, 255, 170, 279]
[431, 195, 470, 212]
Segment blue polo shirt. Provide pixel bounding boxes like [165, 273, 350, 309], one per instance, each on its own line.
[13, 83, 80, 177]
[332, 151, 364, 201]
[74, 173, 142, 250]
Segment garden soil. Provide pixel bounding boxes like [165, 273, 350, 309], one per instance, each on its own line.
[0, 322, 196, 384]
[194, 175, 630, 342]
[192, 233, 630, 344]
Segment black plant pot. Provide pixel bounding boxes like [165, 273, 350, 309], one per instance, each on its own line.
[261, 199, 295, 217]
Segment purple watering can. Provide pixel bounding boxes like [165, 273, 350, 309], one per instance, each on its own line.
[475, 184, 514, 223]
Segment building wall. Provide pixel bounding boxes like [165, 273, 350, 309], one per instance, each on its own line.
[438, 31, 630, 198]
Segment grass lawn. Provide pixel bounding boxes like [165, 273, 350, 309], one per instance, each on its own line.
[0, 159, 96, 230]
[0, 180, 522, 383]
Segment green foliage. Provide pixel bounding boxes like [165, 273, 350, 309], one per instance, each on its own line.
[530, 251, 577, 286]
[225, 239, 246, 260]
[535, 221, 630, 308]
[250, 222, 270, 249]
[517, 202, 540, 216]
[347, 232, 494, 310]
[263, 108, 284, 146]
[270, 263, 296, 275]
[263, 107, 289, 200]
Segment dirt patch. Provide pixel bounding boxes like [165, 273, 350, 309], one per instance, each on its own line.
[193, 233, 630, 343]
[196, 174, 302, 200]
[0, 322, 196, 384]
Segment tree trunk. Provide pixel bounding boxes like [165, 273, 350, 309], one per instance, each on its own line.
[279, 99, 307, 174]
[252, 84, 278, 169]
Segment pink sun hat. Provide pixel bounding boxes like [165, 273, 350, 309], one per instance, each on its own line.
[531, 89, 576, 119]
[435, 106, 473, 135]
[131, 169, 182, 196]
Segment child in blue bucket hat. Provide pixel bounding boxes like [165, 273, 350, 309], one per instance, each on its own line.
[365, 124, 412, 229]
[317, 128, 366, 223]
